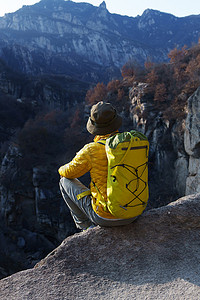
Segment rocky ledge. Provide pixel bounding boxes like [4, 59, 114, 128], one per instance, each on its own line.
[1, 193, 200, 299]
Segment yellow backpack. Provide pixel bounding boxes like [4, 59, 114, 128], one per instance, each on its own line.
[99, 130, 149, 219]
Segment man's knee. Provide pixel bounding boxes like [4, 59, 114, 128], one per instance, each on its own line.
[59, 177, 71, 197]
[60, 177, 73, 189]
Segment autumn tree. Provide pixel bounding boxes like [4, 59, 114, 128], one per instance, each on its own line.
[154, 83, 167, 102]
[85, 82, 107, 105]
[121, 61, 136, 78]
[168, 46, 188, 87]
[107, 80, 121, 93]
[121, 60, 145, 83]
[168, 46, 187, 64]
[70, 109, 81, 129]
[83, 42, 200, 123]
[117, 89, 125, 101]
[18, 110, 69, 168]
[144, 60, 155, 72]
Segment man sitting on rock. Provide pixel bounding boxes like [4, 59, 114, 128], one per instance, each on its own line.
[58, 101, 137, 230]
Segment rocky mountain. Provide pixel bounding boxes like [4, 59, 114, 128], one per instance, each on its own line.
[0, 0, 199, 82]
[1, 193, 200, 299]
[1, 76, 200, 280]
[0, 57, 90, 109]
[127, 84, 190, 207]
[1, 0, 200, 282]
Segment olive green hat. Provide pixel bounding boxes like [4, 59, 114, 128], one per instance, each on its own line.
[86, 101, 122, 135]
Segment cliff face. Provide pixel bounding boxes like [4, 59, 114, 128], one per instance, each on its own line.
[0, 0, 199, 82]
[1, 193, 200, 299]
[0, 146, 78, 279]
[0, 59, 90, 110]
[0, 82, 199, 280]
[129, 84, 200, 206]
[1, 0, 200, 283]
[184, 87, 200, 194]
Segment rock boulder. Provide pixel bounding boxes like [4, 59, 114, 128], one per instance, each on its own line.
[1, 193, 200, 299]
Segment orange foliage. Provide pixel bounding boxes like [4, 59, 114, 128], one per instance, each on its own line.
[71, 109, 81, 128]
[107, 80, 121, 92]
[144, 60, 155, 72]
[17, 110, 70, 167]
[85, 82, 107, 105]
[117, 89, 125, 101]
[121, 61, 136, 78]
[121, 60, 145, 82]
[154, 83, 167, 102]
[84, 42, 200, 122]
[168, 46, 187, 64]
[146, 69, 158, 86]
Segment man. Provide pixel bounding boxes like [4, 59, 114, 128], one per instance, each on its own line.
[59, 101, 136, 230]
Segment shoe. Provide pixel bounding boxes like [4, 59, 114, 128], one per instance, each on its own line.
[87, 224, 96, 229]
[82, 224, 96, 231]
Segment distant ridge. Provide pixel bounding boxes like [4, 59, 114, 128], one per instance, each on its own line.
[0, 0, 199, 82]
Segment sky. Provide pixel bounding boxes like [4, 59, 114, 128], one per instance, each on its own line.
[0, 0, 200, 18]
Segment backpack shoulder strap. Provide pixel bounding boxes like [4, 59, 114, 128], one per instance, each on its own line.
[97, 139, 106, 146]
[97, 132, 118, 146]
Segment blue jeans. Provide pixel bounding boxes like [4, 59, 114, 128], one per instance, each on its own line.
[59, 177, 137, 230]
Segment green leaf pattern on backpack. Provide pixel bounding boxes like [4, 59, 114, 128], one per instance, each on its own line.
[107, 130, 148, 149]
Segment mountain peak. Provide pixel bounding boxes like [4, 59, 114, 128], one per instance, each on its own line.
[41, 0, 64, 2]
[99, 1, 107, 9]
